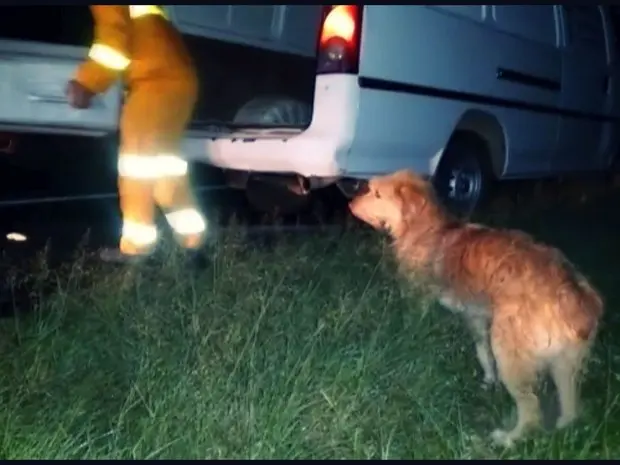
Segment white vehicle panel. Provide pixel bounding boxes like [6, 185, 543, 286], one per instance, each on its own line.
[182, 75, 359, 178]
[355, 5, 563, 176]
[0, 40, 121, 136]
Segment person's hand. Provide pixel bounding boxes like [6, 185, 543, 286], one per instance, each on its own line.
[66, 79, 94, 109]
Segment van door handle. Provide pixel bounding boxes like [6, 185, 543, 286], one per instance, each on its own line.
[27, 94, 67, 104]
[27, 93, 103, 108]
[603, 75, 610, 94]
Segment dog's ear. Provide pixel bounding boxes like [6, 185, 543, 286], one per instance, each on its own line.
[392, 169, 428, 185]
[396, 180, 427, 217]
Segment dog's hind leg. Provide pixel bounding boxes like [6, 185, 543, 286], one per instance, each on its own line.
[466, 315, 496, 388]
[489, 321, 542, 448]
[549, 343, 589, 429]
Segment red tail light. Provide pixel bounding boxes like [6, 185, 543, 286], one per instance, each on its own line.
[317, 5, 362, 75]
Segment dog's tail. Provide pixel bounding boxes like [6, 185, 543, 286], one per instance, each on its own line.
[560, 266, 604, 342]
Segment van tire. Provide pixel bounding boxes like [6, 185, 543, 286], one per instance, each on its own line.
[432, 131, 494, 218]
[233, 97, 312, 126]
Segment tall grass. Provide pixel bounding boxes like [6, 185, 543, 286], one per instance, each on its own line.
[0, 223, 617, 459]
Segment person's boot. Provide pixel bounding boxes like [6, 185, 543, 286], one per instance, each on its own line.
[176, 230, 211, 271]
[182, 248, 210, 271]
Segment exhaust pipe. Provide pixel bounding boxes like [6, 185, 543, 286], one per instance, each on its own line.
[252, 173, 311, 196]
[288, 175, 311, 196]
[337, 178, 368, 198]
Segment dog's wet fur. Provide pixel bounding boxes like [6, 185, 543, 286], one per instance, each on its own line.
[349, 169, 603, 448]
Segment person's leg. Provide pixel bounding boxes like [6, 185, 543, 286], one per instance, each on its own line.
[151, 81, 208, 251]
[101, 87, 159, 262]
[154, 167, 207, 250]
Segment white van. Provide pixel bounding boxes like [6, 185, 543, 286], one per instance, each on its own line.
[0, 6, 618, 215]
[182, 5, 620, 215]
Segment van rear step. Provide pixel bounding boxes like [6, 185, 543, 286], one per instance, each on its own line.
[187, 121, 304, 141]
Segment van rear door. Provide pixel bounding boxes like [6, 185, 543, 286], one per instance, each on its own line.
[0, 40, 121, 137]
[0, 7, 121, 137]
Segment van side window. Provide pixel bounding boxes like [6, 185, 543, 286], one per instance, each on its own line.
[0, 7, 93, 46]
[493, 6, 558, 47]
[562, 6, 605, 48]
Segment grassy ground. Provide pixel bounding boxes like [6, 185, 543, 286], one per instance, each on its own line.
[0, 194, 619, 459]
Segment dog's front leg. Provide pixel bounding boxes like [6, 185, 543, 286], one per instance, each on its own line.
[466, 315, 496, 388]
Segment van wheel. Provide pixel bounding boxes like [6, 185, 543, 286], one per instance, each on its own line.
[432, 132, 493, 218]
[234, 97, 313, 215]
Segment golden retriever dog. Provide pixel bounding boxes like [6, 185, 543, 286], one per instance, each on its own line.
[349, 169, 603, 448]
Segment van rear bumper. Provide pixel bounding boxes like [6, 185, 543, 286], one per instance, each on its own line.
[181, 74, 360, 180]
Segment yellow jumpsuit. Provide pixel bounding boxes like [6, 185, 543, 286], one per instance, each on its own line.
[74, 5, 207, 256]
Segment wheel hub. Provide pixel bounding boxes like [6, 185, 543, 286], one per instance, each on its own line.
[448, 169, 477, 201]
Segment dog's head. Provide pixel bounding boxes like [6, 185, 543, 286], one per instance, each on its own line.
[349, 170, 442, 236]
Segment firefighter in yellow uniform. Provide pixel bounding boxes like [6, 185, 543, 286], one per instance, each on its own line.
[66, 5, 207, 263]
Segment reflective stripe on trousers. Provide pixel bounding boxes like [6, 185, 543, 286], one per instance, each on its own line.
[118, 154, 189, 179]
[165, 208, 207, 236]
[121, 220, 158, 248]
[118, 153, 207, 254]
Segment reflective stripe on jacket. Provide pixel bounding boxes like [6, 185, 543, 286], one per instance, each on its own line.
[75, 5, 196, 94]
